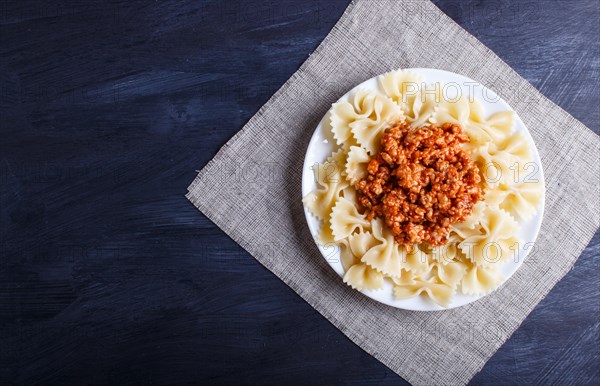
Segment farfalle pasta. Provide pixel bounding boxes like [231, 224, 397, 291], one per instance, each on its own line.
[303, 149, 349, 243]
[330, 197, 370, 241]
[340, 231, 384, 290]
[360, 218, 410, 277]
[330, 88, 403, 153]
[432, 96, 515, 149]
[461, 263, 504, 296]
[378, 70, 424, 107]
[345, 146, 370, 183]
[486, 181, 544, 221]
[303, 69, 544, 308]
[393, 278, 454, 308]
[453, 204, 521, 267]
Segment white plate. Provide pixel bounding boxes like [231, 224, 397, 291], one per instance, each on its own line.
[301, 68, 545, 311]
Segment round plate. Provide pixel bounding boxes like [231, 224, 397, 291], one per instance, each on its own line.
[301, 68, 545, 311]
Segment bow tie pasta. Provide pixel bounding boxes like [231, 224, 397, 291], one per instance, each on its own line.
[303, 69, 544, 308]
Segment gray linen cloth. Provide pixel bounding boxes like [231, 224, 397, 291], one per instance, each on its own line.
[186, 0, 600, 384]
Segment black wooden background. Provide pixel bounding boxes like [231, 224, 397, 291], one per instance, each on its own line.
[1, 0, 598, 384]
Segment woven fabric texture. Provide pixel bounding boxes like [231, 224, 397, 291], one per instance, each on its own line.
[186, 1, 600, 384]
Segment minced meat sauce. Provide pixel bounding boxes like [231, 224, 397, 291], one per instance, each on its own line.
[355, 121, 482, 249]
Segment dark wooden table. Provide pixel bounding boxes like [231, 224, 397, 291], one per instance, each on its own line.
[1, 1, 598, 384]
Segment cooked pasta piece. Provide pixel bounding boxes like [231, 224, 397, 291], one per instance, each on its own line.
[432, 96, 485, 126]
[356, 218, 431, 277]
[390, 269, 417, 285]
[351, 105, 403, 155]
[432, 96, 516, 149]
[471, 131, 535, 188]
[472, 142, 520, 188]
[303, 150, 348, 217]
[330, 101, 358, 146]
[330, 89, 403, 154]
[433, 261, 467, 288]
[483, 111, 515, 141]
[361, 218, 410, 277]
[498, 132, 532, 162]
[455, 201, 487, 230]
[339, 238, 357, 272]
[379, 70, 440, 126]
[341, 231, 384, 290]
[461, 263, 504, 295]
[431, 97, 485, 129]
[485, 181, 544, 221]
[303, 150, 349, 243]
[454, 205, 521, 267]
[429, 232, 465, 264]
[330, 197, 370, 241]
[343, 263, 385, 291]
[378, 69, 425, 107]
[347, 230, 378, 257]
[345, 146, 370, 183]
[403, 246, 431, 275]
[403, 88, 439, 127]
[340, 184, 358, 205]
[393, 278, 454, 307]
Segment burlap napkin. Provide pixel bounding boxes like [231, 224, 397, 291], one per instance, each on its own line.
[186, 0, 599, 384]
